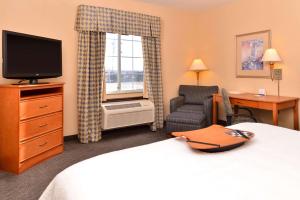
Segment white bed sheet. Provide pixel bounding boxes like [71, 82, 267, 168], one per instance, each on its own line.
[40, 123, 300, 200]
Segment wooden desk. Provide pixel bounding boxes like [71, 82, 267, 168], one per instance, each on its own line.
[213, 93, 299, 130]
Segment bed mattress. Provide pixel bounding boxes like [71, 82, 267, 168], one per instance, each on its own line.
[40, 123, 300, 200]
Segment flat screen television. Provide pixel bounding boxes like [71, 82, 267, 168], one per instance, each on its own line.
[2, 30, 62, 84]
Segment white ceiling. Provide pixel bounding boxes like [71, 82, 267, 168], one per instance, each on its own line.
[137, 0, 236, 10]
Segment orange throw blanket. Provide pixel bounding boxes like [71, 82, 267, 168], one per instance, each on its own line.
[172, 125, 254, 151]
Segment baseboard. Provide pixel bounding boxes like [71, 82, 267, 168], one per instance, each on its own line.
[64, 121, 226, 142]
[63, 124, 155, 142]
[64, 135, 77, 141]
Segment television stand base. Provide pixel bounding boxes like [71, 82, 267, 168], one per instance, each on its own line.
[29, 79, 38, 84]
[12, 79, 49, 85]
[12, 82, 49, 85]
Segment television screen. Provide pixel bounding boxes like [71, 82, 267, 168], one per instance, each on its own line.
[2, 30, 62, 81]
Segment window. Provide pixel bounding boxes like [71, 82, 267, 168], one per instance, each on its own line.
[105, 33, 144, 95]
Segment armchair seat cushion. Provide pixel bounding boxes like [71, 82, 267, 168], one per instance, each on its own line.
[176, 104, 204, 113]
[166, 111, 206, 125]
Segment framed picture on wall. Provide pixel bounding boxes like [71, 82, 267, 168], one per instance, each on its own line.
[236, 30, 271, 78]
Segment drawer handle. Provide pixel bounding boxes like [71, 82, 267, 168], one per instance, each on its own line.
[39, 124, 48, 128]
[39, 105, 48, 109]
[39, 142, 48, 147]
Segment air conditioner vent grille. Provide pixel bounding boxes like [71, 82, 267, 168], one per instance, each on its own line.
[105, 103, 141, 110]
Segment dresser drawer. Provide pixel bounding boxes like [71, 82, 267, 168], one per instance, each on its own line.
[19, 129, 63, 162]
[231, 99, 258, 108]
[20, 112, 63, 141]
[20, 95, 62, 120]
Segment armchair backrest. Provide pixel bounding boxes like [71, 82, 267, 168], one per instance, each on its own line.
[179, 85, 219, 105]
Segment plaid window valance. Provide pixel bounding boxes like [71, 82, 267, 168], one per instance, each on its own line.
[75, 5, 160, 37]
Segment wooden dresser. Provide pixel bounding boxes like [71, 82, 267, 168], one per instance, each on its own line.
[0, 82, 64, 174]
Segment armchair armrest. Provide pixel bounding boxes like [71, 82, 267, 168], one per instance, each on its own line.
[170, 96, 184, 113]
[203, 97, 213, 126]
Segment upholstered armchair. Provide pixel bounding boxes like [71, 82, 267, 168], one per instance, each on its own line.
[166, 85, 219, 133]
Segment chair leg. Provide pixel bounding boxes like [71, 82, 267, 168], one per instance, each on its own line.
[226, 116, 232, 126]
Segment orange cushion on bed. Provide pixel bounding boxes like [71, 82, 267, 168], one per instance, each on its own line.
[172, 125, 254, 152]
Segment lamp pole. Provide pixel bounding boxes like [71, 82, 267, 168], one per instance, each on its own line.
[277, 79, 280, 96]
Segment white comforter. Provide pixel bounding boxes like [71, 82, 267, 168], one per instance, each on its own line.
[40, 123, 300, 200]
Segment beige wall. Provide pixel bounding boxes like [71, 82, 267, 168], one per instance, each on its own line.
[0, 0, 199, 136]
[1, 0, 299, 135]
[196, 0, 300, 129]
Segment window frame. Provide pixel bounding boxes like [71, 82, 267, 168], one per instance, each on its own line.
[103, 78, 148, 101]
[103, 33, 147, 101]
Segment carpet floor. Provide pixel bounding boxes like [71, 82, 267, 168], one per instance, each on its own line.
[0, 126, 170, 200]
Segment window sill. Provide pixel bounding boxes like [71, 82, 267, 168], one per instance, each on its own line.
[104, 92, 146, 101]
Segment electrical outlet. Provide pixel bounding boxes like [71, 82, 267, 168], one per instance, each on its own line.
[273, 68, 282, 80]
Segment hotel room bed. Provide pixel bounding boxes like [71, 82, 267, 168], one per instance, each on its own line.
[40, 123, 300, 200]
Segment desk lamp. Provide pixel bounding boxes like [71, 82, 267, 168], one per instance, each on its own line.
[189, 59, 208, 85]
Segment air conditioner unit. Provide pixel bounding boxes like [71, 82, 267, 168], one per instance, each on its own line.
[101, 100, 154, 130]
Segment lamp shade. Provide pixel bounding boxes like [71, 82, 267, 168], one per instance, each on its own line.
[262, 48, 282, 62]
[189, 59, 208, 71]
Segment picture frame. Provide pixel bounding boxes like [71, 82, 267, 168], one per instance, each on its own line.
[236, 30, 271, 78]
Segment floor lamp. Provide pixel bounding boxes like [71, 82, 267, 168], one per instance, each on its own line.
[189, 58, 208, 85]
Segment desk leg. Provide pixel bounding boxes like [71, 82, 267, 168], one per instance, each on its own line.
[272, 103, 279, 126]
[213, 99, 217, 124]
[294, 100, 299, 130]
